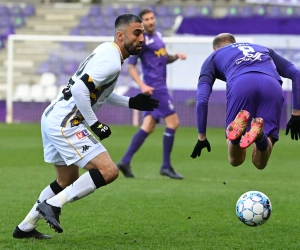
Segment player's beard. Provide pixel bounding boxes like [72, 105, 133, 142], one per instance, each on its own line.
[124, 40, 141, 55]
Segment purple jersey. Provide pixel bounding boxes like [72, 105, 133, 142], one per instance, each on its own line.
[127, 31, 167, 89]
[197, 42, 300, 134]
[200, 43, 283, 83]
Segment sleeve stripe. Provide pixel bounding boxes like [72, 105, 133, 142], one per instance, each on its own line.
[80, 73, 95, 91]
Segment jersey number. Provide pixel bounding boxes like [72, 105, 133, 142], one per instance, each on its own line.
[75, 52, 95, 77]
[238, 46, 255, 57]
[236, 45, 262, 65]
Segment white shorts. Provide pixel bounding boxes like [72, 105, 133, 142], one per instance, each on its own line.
[41, 112, 106, 168]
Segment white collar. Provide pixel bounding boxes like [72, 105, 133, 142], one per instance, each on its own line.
[111, 42, 124, 64]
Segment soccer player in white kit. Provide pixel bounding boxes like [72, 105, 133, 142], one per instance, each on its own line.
[13, 14, 159, 239]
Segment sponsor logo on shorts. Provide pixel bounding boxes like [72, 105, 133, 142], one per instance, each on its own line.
[168, 100, 174, 110]
[82, 145, 91, 153]
[76, 129, 90, 140]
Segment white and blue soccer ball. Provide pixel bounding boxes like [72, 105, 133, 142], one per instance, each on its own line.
[236, 191, 272, 226]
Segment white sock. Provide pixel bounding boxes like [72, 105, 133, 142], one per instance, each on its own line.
[47, 172, 97, 208]
[18, 185, 56, 232]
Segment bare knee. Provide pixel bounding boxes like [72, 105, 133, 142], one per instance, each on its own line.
[85, 152, 119, 184]
[251, 141, 272, 170]
[144, 126, 155, 134]
[141, 122, 155, 134]
[90, 163, 119, 185]
[141, 115, 156, 133]
[168, 122, 179, 130]
[165, 114, 179, 130]
[229, 157, 245, 167]
[166, 118, 179, 130]
[252, 161, 267, 170]
[103, 163, 119, 184]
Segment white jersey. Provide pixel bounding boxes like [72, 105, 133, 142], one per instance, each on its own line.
[44, 42, 129, 128]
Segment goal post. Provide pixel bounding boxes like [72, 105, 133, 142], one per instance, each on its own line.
[6, 34, 114, 124]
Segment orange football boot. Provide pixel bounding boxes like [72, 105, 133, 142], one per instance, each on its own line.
[239, 118, 264, 149]
[226, 110, 250, 140]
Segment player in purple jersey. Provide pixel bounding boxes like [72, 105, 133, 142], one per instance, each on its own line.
[117, 9, 187, 179]
[190, 33, 300, 169]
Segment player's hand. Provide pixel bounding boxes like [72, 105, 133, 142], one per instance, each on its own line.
[129, 93, 159, 111]
[177, 53, 187, 60]
[141, 84, 155, 95]
[190, 139, 211, 158]
[90, 121, 111, 141]
[285, 115, 300, 140]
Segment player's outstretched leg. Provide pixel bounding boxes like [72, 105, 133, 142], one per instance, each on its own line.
[240, 118, 264, 149]
[12, 226, 52, 239]
[36, 201, 63, 233]
[226, 110, 250, 140]
[117, 161, 135, 178]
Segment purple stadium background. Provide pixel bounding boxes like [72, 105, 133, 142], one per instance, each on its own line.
[0, 88, 291, 130]
[0, 10, 297, 130]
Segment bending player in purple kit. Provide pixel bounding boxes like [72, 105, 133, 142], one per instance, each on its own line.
[191, 33, 300, 169]
[117, 9, 186, 179]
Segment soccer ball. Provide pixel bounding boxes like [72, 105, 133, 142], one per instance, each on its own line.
[236, 191, 272, 226]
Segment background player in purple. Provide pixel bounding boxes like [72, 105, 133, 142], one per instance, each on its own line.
[190, 33, 300, 169]
[117, 9, 186, 179]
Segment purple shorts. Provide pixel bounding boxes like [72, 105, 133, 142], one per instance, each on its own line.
[143, 87, 176, 122]
[226, 72, 284, 141]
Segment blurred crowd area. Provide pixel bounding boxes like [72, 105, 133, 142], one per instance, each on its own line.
[1, 0, 299, 48]
[1, 0, 299, 45]
[0, 0, 299, 103]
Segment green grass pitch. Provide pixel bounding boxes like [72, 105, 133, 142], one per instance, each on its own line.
[0, 123, 299, 249]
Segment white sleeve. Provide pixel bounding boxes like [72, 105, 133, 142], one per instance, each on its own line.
[87, 56, 120, 89]
[105, 92, 130, 107]
[71, 79, 98, 126]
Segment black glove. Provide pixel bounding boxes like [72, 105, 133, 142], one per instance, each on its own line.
[90, 121, 111, 141]
[285, 115, 300, 140]
[129, 93, 159, 111]
[190, 139, 211, 158]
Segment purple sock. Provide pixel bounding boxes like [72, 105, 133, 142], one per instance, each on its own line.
[230, 138, 240, 145]
[255, 133, 269, 152]
[122, 129, 148, 165]
[161, 128, 175, 170]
